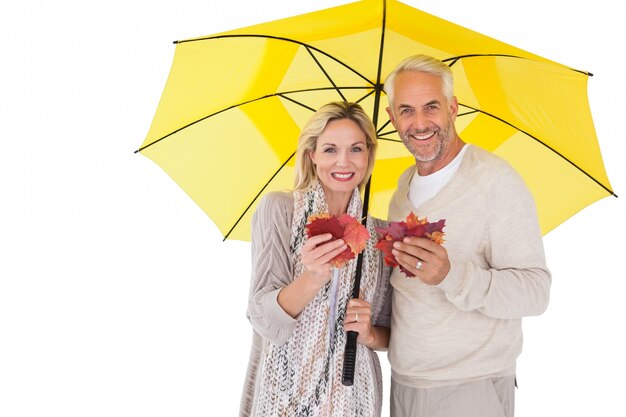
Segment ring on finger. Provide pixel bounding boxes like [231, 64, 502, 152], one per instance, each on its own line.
[415, 259, 423, 270]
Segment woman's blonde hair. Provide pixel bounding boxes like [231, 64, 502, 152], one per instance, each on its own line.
[294, 101, 378, 192]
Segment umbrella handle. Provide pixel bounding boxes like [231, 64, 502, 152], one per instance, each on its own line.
[341, 330, 358, 386]
[342, 177, 371, 386]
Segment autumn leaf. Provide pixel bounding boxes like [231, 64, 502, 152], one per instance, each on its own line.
[343, 221, 369, 254]
[328, 247, 355, 268]
[425, 219, 446, 236]
[305, 213, 370, 268]
[374, 236, 397, 267]
[337, 213, 357, 227]
[375, 212, 446, 277]
[376, 221, 407, 240]
[305, 215, 343, 240]
[405, 212, 427, 229]
[429, 231, 445, 244]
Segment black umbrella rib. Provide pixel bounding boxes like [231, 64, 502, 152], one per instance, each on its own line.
[377, 129, 401, 141]
[223, 151, 296, 241]
[361, 0, 387, 222]
[305, 46, 347, 102]
[444, 54, 592, 76]
[465, 104, 616, 197]
[175, 34, 375, 85]
[361, 0, 387, 216]
[458, 109, 480, 117]
[355, 89, 376, 105]
[278, 94, 317, 112]
[371, 0, 387, 127]
[135, 86, 373, 153]
[376, 119, 392, 135]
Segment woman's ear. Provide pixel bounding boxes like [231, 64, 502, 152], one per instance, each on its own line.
[308, 149, 316, 165]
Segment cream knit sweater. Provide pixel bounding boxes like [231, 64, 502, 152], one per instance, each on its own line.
[388, 145, 551, 388]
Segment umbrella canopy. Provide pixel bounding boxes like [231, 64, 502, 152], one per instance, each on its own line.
[137, 0, 615, 241]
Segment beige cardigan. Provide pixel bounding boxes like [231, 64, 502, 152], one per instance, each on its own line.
[387, 144, 551, 388]
[239, 192, 391, 416]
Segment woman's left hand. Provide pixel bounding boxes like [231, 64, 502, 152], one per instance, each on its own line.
[344, 298, 374, 346]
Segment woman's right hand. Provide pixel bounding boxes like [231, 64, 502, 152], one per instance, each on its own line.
[300, 233, 347, 288]
[277, 234, 348, 318]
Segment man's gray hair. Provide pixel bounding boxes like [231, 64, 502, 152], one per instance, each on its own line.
[384, 54, 454, 107]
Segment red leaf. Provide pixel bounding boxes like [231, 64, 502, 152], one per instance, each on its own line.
[375, 221, 406, 241]
[374, 236, 397, 268]
[337, 213, 357, 227]
[375, 212, 446, 277]
[305, 215, 343, 240]
[305, 213, 370, 268]
[405, 223, 427, 238]
[425, 219, 446, 234]
[329, 247, 355, 268]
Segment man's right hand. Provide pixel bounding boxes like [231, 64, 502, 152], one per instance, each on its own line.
[392, 236, 450, 285]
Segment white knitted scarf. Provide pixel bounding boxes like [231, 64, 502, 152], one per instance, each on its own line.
[255, 182, 379, 417]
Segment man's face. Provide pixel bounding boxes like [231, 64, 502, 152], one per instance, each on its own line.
[386, 71, 458, 172]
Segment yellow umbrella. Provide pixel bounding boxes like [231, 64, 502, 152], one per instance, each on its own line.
[137, 0, 615, 241]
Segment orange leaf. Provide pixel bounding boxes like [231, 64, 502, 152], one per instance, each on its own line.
[343, 221, 369, 255]
[429, 231, 445, 244]
[405, 212, 426, 229]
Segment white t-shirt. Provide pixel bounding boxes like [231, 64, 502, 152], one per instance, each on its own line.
[408, 145, 469, 208]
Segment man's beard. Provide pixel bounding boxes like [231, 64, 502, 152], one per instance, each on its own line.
[400, 117, 453, 163]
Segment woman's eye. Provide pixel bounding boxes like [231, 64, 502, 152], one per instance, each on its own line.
[323, 147, 336, 153]
[352, 146, 364, 152]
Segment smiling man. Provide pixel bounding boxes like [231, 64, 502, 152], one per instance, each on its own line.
[383, 55, 551, 417]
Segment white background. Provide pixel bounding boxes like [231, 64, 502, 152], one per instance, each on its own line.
[1, 1, 624, 416]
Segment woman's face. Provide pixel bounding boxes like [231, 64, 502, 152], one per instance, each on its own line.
[309, 118, 369, 197]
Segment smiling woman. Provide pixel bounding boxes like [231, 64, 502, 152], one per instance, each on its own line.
[309, 118, 370, 215]
[240, 102, 392, 417]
